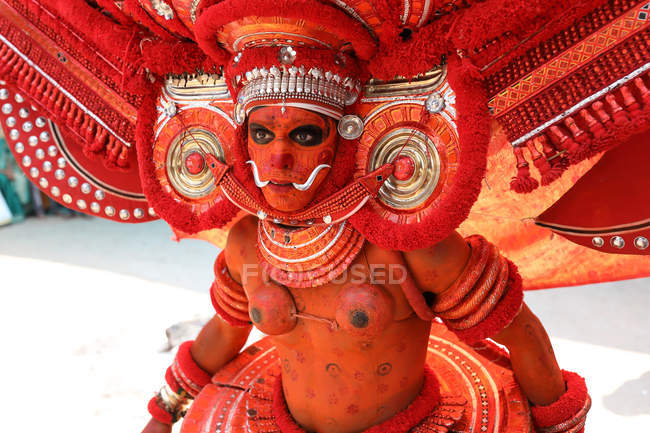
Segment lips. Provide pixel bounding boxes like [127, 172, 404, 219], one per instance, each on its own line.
[269, 179, 292, 186]
[267, 179, 295, 193]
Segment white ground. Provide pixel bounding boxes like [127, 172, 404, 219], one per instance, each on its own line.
[0, 216, 648, 433]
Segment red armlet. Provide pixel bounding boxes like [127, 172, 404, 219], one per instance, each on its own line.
[147, 395, 174, 425]
[531, 370, 591, 433]
[450, 259, 524, 344]
[211, 252, 252, 327]
[170, 340, 212, 397]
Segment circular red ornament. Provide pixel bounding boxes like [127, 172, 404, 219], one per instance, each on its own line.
[393, 155, 416, 181]
[184, 152, 205, 174]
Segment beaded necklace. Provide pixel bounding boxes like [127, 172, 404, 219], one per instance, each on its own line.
[257, 219, 365, 288]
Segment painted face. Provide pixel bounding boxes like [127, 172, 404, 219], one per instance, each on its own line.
[247, 106, 337, 212]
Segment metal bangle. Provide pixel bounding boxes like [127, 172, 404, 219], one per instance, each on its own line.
[156, 383, 192, 422]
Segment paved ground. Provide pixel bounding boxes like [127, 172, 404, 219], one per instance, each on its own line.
[0, 215, 648, 433]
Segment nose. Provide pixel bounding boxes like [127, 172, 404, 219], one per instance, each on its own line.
[270, 152, 294, 170]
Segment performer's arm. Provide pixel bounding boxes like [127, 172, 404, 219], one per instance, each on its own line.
[190, 314, 251, 374]
[492, 304, 564, 405]
[403, 231, 564, 405]
[191, 216, 256, 372]
[142, 218, 256, 433]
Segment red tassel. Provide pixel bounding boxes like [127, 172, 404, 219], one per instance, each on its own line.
[579, 108, 605, 139]
[591, 101, 612, 124]
[530, 137, 563, 185]
[549, 125, 583, 164]
[634, 77, 650, 105]
[118, 145, 129, 168]
[539, 134, 568, 172]
[525, 139, 550, 173]
[606, 94, 630, 126]
[510, 146, 539, 193]
[54, 92, 65, 115]
[563, 116, 591, 162]
[620, 85, 640, 114]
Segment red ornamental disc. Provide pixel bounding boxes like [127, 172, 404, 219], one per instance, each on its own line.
[184, 151, 205, 174]
[0, 83, 155, 223]
[147, 85, 241, 232]
[355, 96, 460, 226]
[180, 323, 533, 433]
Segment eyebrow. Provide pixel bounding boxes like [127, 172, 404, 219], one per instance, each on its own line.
[318, 114, 331, 138]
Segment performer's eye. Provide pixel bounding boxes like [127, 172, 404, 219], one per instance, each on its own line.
[249, 124, 275, 144]
[290, 125, 323, 146]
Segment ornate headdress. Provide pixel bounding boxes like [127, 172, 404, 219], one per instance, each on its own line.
[193, 0, 375, 122]
[3, 0, 648, 264]
[134, 0, 491, 252]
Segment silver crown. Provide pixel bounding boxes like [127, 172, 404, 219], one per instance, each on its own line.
[236, 64, 361, 118]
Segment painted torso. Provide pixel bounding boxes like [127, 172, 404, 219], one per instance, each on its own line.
[229, 216, 433, 433]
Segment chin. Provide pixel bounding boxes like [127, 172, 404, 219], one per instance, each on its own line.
[262, 188, 316, 213]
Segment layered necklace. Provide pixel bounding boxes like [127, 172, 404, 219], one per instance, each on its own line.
[257, 219, 365, 288]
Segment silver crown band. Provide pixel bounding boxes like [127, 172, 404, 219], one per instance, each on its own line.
[236, 65, 360, 120]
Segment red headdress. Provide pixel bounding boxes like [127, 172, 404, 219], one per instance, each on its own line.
[2, 0, 648, 287]
[131, 0, 492, 252]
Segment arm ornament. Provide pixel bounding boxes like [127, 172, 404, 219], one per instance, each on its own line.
[210, 251, 252, 327]
[531, 371, 591, 433]
[147, 341, 212, 424]
[434, 236, 524, 343]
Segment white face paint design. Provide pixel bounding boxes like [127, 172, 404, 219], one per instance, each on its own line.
[246, 160, 270, 188]
[291, 164, 331, 191]
[246, 160, 331, 191]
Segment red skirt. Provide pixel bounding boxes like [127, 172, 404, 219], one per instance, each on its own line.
[181, 323, 534, 433]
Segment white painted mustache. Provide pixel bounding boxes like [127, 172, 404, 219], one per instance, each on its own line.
[246, 160, 331, 191]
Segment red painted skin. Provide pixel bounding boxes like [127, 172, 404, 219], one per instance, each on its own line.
[246, 107, 336, 212]
[142, 107, 565, 433]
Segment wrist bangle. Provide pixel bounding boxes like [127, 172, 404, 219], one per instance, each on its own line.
[157, 383, 192, 421]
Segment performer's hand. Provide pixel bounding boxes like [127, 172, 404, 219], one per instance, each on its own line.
[141, 418, 172, 433]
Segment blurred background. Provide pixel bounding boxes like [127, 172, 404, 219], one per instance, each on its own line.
[0, 130, 648, 432]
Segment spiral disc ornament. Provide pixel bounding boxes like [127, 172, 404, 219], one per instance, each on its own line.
[149, 81, 240, 232]
[369, 128, 441, 210]
[166, 128, 224, 199]
[355, 96, 460, 225]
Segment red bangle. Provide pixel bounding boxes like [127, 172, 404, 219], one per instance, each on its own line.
[436, 236, 525, 344]
[165, 366, 182, 394]
[211, 252, 252, 327]
[170, 340, 212, 397]
[448, 259, 524, 344]
[147, 395, 174, 426]
[531, 370, 591, 433]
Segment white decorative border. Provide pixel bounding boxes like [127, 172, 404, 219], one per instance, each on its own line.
[512, 62, 650, 146]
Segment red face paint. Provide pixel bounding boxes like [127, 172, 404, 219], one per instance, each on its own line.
[247, 106, 337, 212]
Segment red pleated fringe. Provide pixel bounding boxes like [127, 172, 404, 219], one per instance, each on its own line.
[367, 0, 448, 80]
[141, 40, 213, 76]
[510, 74, 650, 193]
